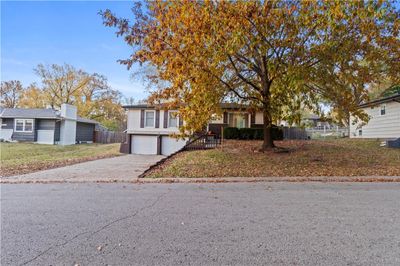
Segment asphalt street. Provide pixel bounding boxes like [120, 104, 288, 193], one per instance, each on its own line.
[1, 182, 400, 265]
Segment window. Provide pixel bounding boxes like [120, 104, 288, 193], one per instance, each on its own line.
[229, 113, 248, 128]
[168, 111, 178, 128]
[15, 119, 34, 132]
[380, 105, 386, 116]
[25, 120, 33, 131]
[145, 111, 155, 127]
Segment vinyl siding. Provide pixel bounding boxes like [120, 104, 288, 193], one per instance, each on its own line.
[76, 122, 95, 142]
[1, 118, 14, 129]
[36, 119, 56, 130]
[127, 109, 181, 135]
[350, 101, 400, 139]
[12, 132, 35, 142]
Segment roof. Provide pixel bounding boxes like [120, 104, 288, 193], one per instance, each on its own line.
[76, 116, 98, 124]
[123, 102, 251, 110]
[122, 103, 155, 109]
[0, 108, 58, 119]
[303, 114, 320, 120]
[0, 107, 98, 124]
[359, 93, 400, 108]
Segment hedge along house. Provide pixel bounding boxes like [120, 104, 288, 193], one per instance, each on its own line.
[350, 93, 400, 139]
[0, 104, 98, 145]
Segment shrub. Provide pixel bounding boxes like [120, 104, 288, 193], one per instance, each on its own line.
[253, 128, 264, 140]
[223, 126, 283, 140]
[223, 127, 240, 139]
[239, 128, 254, 140]
[271, 125, 284, 140]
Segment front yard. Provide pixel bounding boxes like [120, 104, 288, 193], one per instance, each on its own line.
[146, 139, 400, 178]
[0, 143, 121, 177]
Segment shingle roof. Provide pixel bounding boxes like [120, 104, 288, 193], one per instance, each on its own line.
[0, 108, 58, 119]
[0, 107, 98, 124]
[123, 102, 252, 110]
[359, 93, 400, 108]
[77, 116, 98, 124]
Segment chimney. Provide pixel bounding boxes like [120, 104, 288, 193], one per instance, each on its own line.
[59, 104, 77, 145]
[60, 103, 77, 120]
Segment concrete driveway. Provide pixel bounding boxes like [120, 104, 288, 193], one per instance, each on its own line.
[1, 182, 400, 265]
[0, 154, 165, 183]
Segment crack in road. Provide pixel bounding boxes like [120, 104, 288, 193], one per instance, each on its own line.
[19, 190, 170, 266]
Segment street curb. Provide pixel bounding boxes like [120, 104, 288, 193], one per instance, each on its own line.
[138, 176, 400, 183]
[2, 176, 400, 184]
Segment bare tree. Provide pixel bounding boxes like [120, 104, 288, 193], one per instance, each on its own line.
[0, 80, 23, 108]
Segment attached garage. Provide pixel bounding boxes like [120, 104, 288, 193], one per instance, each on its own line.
[131, 135, 158, 155]
[130, 134, 187, 155]
[161, 136, 187, 156]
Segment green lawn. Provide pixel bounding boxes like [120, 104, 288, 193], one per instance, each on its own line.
[146, 139, 400, 178]
[0, 142, 121, 176]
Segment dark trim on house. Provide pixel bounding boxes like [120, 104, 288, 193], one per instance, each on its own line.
[163, 110, 168, 128]
[128, 134, 132, 154]
[155, 110, 160, 128]
[140, 109, 145, 128]
[157, 135, 161, 155]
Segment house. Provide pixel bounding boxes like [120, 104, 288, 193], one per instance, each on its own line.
[350, 93, 400, 139]
[0, 103, 98, 145]
[124, 103, 267, 155]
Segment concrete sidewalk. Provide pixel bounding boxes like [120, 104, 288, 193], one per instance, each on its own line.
[0, 154, 165, 183]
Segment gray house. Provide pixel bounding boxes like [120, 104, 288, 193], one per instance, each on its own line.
[0, 104, 98, 145]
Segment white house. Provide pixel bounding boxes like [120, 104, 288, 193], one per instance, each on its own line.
[124, 103, 268, 155]
[350, 93, 400, 139]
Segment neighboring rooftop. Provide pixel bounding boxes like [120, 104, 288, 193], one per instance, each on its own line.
[0, 108, 58, 119]
[360, 92, 400, 108]
[0, 107, 98, 124]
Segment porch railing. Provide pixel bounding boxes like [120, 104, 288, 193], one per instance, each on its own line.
[184, 134, 221, 151]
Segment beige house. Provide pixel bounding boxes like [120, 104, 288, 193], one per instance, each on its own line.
[350, 93, 400, 139]
[123, 103, 266, 155]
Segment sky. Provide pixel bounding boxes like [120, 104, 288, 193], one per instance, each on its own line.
[1, 0, 147, 101]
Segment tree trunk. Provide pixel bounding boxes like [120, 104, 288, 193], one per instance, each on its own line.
[262, 107, 275, 150]
[260, 75, 275, 150]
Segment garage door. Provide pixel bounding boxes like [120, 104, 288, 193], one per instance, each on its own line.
[131, 135, 158, 155]
[37, 130, 55, 144]
[161, 136, 187, 156]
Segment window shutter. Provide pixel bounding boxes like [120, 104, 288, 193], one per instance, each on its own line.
[223, 112, 228, 124]
[140, 110, 145, 128]
[251, 113, 255, 125]
[179, 115, 183, 127]
[163, 110, 168, 128]
[155, 110, 160, 128]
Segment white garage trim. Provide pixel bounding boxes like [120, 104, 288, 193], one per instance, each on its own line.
[131, 135, 159, 155]
[161, 136, 187, 156]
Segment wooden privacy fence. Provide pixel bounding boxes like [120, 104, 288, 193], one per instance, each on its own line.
[282, 127, 308, 140]
[94, 131, 127, 144]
